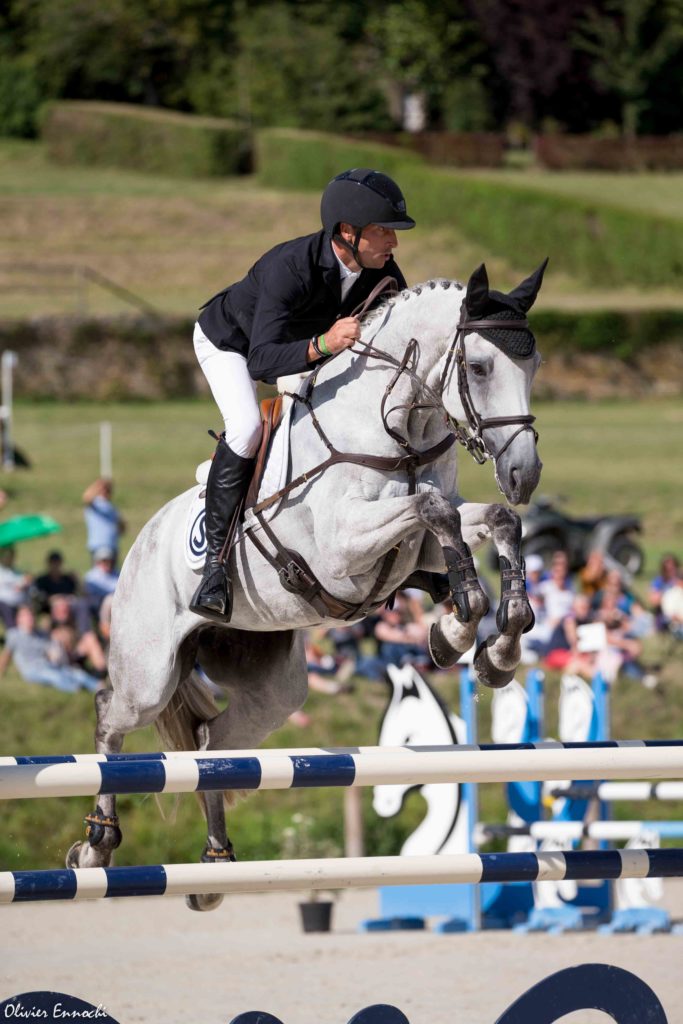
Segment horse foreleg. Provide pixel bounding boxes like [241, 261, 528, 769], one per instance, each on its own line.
[66, 688, 125, 869]
[459, 502, 534, 689]
[327, 491, 489, 667]
[413, 493, 490, 669]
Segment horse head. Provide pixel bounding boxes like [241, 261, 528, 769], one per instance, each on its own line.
[437, 261, 546, 506]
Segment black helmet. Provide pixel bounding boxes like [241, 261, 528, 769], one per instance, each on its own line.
[320, 168, 415, 234]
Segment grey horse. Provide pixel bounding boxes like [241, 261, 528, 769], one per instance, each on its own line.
[67, 261, 546, 910]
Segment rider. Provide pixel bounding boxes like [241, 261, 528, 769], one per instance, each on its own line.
[191, 168, 416, 621]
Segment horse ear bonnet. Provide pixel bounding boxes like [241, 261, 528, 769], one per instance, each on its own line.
[463, 259, 549, 359]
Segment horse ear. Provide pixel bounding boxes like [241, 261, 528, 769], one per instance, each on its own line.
[508, 258, 549, 313]
[465, 263, 490, 316]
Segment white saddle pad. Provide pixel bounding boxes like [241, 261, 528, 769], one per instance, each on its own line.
[184, 398, 294, 573]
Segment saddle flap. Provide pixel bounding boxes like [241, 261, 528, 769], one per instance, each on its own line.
[245, 396, 283, 510]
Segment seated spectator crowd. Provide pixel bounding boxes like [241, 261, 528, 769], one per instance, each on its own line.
[519, 549, 678, 688]
[0, 546, 118, 694]
[302, 549, 681, 693]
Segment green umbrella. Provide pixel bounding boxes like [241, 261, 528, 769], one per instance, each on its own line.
[0, 514, 62, 548]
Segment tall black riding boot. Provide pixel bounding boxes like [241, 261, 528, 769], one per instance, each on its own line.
[189, 439, 255, 622]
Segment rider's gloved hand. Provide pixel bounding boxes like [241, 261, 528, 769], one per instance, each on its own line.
[324, 317, 360, 354]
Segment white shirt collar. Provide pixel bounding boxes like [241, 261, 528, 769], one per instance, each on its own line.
[332, 244, 360, 299]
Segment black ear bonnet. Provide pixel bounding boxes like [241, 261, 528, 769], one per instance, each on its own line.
[463, 259, 548, 358]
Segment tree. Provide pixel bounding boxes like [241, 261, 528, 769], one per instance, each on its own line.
[574, 0, 683, 137]
[468, 0, 589, 131]
[228, 2, 391, 131]
[366, 0, 494, 131]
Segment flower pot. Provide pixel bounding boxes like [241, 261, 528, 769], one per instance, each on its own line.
[298, 899, 333, 933]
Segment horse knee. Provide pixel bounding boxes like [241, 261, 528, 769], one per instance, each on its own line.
[485, 504, 521, 542]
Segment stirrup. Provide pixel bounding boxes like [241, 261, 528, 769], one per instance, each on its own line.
[190, 564, 231, 621]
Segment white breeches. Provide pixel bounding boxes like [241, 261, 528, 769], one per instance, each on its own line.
[193, 323, 262, 458]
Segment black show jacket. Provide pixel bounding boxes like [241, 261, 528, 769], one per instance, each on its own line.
[197, 229, 407, 384]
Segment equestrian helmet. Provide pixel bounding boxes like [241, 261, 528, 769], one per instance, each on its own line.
[320, 169, 416, 233]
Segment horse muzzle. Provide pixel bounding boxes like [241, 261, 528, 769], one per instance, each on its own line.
[496, 446, 542, 506]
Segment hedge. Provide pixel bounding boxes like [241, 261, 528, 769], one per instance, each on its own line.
[1, 310, 681, 399]
[535, 134, 683, 171]
[256, 128, 683, 288]
[349, 131, 505, 168]
[41, 101, 252, 178]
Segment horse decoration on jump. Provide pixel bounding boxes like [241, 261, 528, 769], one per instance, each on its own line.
[372, 663, 469, 857]
[68, 260, 547, 910]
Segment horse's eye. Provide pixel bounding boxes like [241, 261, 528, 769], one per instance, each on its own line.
[470, 362, 487, 377]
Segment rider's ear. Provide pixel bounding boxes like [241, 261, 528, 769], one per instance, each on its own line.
[465, 263, 490, 316]
[509, 258, 549, 312]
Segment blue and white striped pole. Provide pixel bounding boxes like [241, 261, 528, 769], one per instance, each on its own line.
[2, 849, 682, 905]
[2, 742, 683, 801]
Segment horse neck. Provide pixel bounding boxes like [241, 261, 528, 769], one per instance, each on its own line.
[315, 284, 463, 452]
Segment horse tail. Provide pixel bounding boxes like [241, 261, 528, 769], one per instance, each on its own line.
[155, 669, 220, 754]
[155, 670, 243, 811]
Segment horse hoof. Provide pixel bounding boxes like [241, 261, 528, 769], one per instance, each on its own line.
[473, 640, 516, 690]
[428, 621, 463, 669]
[186, 892, 224, 912]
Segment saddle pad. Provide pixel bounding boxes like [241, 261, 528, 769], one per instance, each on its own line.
[184, 398, 294, 573]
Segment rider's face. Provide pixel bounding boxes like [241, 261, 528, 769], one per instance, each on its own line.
[338, 222, 398, 271]
[357, 224, 398, 269]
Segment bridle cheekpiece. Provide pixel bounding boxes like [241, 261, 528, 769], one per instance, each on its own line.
[440, 313, 539, 466]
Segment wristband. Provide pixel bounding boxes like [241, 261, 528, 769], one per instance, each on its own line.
[311, 336, 325, 358]
[319, 333, 330, 356]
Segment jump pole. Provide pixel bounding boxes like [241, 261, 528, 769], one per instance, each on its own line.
[476, 820, 683, 843]
[2, 742, 683, 801]
[2, 848, 683, 905]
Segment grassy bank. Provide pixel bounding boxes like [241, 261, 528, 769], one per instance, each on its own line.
[3, 139, 683, 319]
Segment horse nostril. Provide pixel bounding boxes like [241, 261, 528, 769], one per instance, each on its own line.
[510, 466, 520, 493]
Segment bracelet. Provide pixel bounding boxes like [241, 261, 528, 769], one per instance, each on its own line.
[311, 336, 324, 358]
[319, 333, 330, 356]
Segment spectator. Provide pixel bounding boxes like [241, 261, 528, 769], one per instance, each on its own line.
[354, 591, 430, 681]
[48, 594, 107, 677]
[0, 545, 31, 628]
[536, 549, 575, 634]
[83, 478, 125, 565]
[83, 547, 120, 614]
[578, 550, 609, 597]
[0, 605, 100, 693]
[34, 550, 79, 607]
[661, 577, 683, 641]
[593, 571, 655, 685]
[542, 592, 598, 671]
[649, 554, 681, 631]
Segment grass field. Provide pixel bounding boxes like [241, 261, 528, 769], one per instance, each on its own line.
[3, 139, 683, 317]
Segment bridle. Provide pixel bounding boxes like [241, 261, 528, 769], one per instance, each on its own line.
[438, 313, 539, 466]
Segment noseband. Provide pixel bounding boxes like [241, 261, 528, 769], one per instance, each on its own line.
[440, 317, 539, 466]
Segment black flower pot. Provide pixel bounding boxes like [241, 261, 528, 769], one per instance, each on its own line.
[298, 899, 333, 933]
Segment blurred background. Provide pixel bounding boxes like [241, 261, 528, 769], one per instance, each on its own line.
[0, 0, 682, 869]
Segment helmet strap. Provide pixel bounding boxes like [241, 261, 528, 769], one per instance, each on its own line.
[333, 227, 366, 271]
